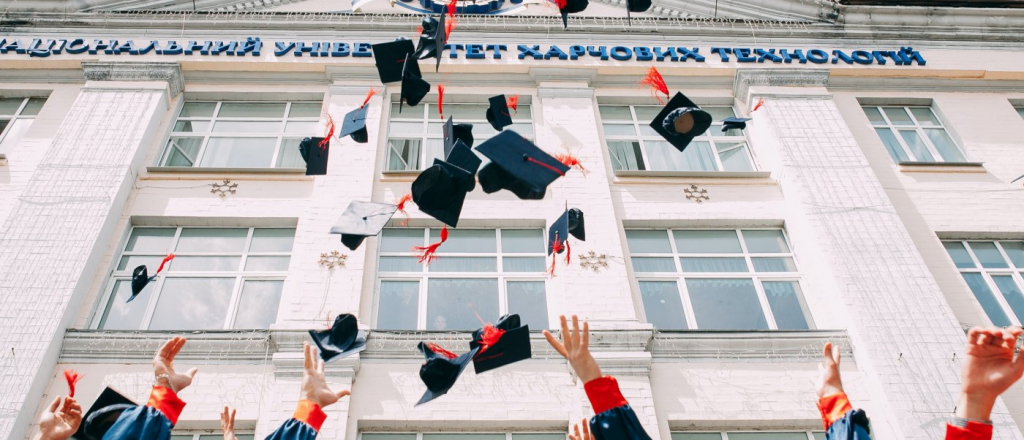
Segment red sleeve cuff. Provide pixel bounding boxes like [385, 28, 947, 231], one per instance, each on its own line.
[946, 421, 993, 440]
[817, 392, 853, 431]
[584, 376, 629, 414]
[146, 386, 186, 426]
[293, 400, 327, 432]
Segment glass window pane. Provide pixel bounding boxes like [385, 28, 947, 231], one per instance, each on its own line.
[180, 102, 216, 117]
[944, 241, 975, 268]
[503, 257, 546, 272]
[501, 229, 544, 253]
[377, 281, 419, 330]
[924, 128, 966, 162]
[423, 435, 504, 440]
[125, 228, 176, 253]
[431, 229, 496, 253]
[704, 107, 735, 121]
[428, 257, 497, 272]
[0, 98, 24, 115]
[512, 435, 564, 440]
[99, 280, 148, 330]
[387, 139, 421, 171]
[812, 433, 826, 440]
[608, 141, 644, 171]
[284, 121, 318, 134]
[898, 130, 934, 162]
[163, 137, 203, 167]
[1018, 107, 1024, 120]
[969, 241, 1009, 268]
[388, 121, 424, 135]
[277, 138, 305, 168]
[639, 281, 687, 329]
[717, 142, 753, 172]
[379, 256, 421, 272]
[250, 228, 295, 252]
[647, 141, 717, 172]
[173, 120, 209, 132]
[729, 433, 809, 440]
[0, 120, 9, 139]
[599, 106, 634, 121]
[672, 434, 722, 440]
[686, 278, 768, 330]
[218, 102, 286, 118]
[674, 230, 741, 253]
[633, 106, 660, 120]
[213, 120, 282, 133]
[244, 256, 290, 271]
[21, 98, 45, 116]
[680, 257, 748, 272]
[443, 104, 489, 120]
[752, 257, 798, 272]
[289, 103, 323, 118]
[631, 257, 676, 272]
[883, 107, 913, 125]
[171, 256, 242, 271]
[507, 281, 548, 330]
[862, 107, 885, 124]
[743, 230, 791, 253]
[170, 435, 193, 440]
[511, 104, 532, 120]
[232, 280, 283, 329]
[962, 273, 1012, 327]
[199, 137, 277, 168]
[426, 278, 499, 330]
[625, 230, 672, 253]
[424, 138, 444, 167]
[362, 435, 417, 440]
[1000, 241, 1024, 268]
[875, 128, 909, 163]
[992, 276, 1024, 324]
[638, 124, 659, 137]
[910, 107, 940, 125]
[381, 229, 424, 253]
[149, 278, 235, 330]
[509, 123, 534, 137]
[117, 255, 164, 271]
[603, 124, 637, 137]
[176, 228, 248, 253]
[0, 119, 33, 153]
[763, 281, 811, 330]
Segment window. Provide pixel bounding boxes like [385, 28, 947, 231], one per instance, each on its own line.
[673, 432, 824, 440]
[97, 227, 295, 330]
[375, 228, 549, 330]
[385, 102, 534, 171]
[171, 434, 254, 440]
[159, 101, 319, 169]
[943, 240, 1024, 327]
[0, 97, 45, 156]
[1016, 106, 1024, 120]
[362, 433, 564, 440]
[626, 229, 811, 330]
[862, 105, 967, 163]
[600, 104, 754, 172]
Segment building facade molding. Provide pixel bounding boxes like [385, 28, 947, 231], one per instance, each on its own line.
[651, 330, 851, 361]
[733, 68, 831, 101]
[81, 61, 184, 97]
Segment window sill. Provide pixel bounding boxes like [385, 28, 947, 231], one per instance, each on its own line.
[0, 153, 6, 166]
[613, 170, 773, 184]
[897, 161, 986, 173]
[381, 170, 421, 182]
[651, 329, 852, 362]
[144, 166, 310, 180]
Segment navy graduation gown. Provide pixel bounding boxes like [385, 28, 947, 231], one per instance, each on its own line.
[584, 376, 653, 440]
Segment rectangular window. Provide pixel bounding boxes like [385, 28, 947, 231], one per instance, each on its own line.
[375, 228, 549, 330]
[0, 97, 45, 156]
[626, 229, 812, 330]
[672, 432, 824, 440]
[97, 227, 295, 330]
[159, 101, 319, 169]
[943, 240, 1024, 326]
[599, 104, 754, 173]
[862, 105, 968, 163]
[1016, 106, 1024, 120]
[385, 101, 534, 172]
[362, 433, 565, 440]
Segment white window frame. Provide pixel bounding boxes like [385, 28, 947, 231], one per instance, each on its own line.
[628, 228, 813, 331]
[863, 105, 968, 164]
[944, 239, 1024, 327]
[360, 432, 567, 440]
[671, 430, 825, 440]
[599, 104, 756, 173]
[374, 227, 549, 330]
[171, 431, 256, 440]
[93, 226, 294, 330]
[159, 101, 320, 169]
[0, 97, 45, 157]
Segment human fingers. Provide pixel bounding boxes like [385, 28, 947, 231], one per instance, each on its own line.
[559, 315, 573, 353]
[543, 330, 568, 358]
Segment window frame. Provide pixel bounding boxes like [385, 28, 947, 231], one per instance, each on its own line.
[598, 103, 756, 173]
[863, 105, 968, 164]
[671, 430, 825, 440]
[374, 227, 550, 331]
[360, 432, 567, 440]
[628, 228, 813, 331]
[944, 239, 1024, 327]
[0, 97, 45, 156]
[170, 432, 256, 440]
[92, 226, 294, 331]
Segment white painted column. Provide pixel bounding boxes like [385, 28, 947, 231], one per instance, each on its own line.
[0, 62, 181, 439]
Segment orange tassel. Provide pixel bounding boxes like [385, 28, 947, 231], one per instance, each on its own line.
[552, 0, 567, 8]
[565, 239, 571, 265]
[447, 0, 457, 16]
[155, 253, 175, 274]
[554, 152, 586, 176]
[445, 17, 456, 41]
[396, 194, 413, 215]
[63, 370, 81, 398]
[362, 88, 378, 108]
[549, 233, 563, 276]
[412, 226, 448, 265]
[506, 94, 519, 115]
[437, 84, 445, 119]
[319, 114, 334, 149]
[752, 97, 765, 112]
[639, 66, 669, 104]
[417, 25, 423, 35]
[475, 324, 506, 355]
[426, 342, 458, 360]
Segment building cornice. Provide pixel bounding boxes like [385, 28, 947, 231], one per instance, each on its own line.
[734, 68, 830, 101]
[651, 330, 852, 361]
[82, 61, 184, 96]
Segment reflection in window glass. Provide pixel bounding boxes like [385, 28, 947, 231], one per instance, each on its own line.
[863, 105, 968, 163]
[0, 97, 46, 157]
[639, 281, 687, 330]
[945, 239, 1024, 326]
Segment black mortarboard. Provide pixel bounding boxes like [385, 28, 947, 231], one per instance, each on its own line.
[411, 164, 468, 227]
[417, 342, 480, 406]
[299, 137, 329, 175]
[476, 130, 570, 200]
[559, 0, 589, 28]
[625, 0, 650, 23]
[308, 314, 367, 362]
[339, 106, 369, 143]
[721, 116, 752, 133]
[372, 39, 420, 84]
[485, 95, 513, 131]
[414, 14, 447, 72]
[443, 117, 476, 151]
[74, 387, 136, 440]
[469, 314, 531, 374]
[330, 201, 399, 250]
[650, 92, 713, 152]
[129, 254, 174, 303]
[400, 55, 431, 114]
[548, 207, 585, 255]
[442, 140, 481, 192]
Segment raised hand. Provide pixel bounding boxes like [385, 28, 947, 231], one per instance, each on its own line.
[569, 418, 593, 440]
[37, 396, 81, 440]
[301, 342, 351, 408]
[957, 326, 1024, 421]
[220, 406, 238, 440]
[543, 315, 603, 383]
[816, 342, 845, 398]
[153, 337, 198, 393]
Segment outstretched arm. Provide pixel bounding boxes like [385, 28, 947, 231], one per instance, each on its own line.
[103, 337, 196, 439]
[947, 326, 1024, 440]
[816, 342, 852, 431]
[35, 397, 82, 440]
[264, 342, 352, 440]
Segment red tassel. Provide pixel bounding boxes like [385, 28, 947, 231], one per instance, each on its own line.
[447, 0, 457, 16]
[362, 88, 378, 108]
[549, 233, 563, 277]
[639, 66, 669, 104]
[475, 324, 506, 355]
[319, 114, 334, 150]
[417, 25, 423, 35]
[64, 370, 82, 398]
[554, 152, 586, 176]
[395, 193, 413, 226]
[445, 17, 456, 41]
[564, 239, 571, 265]
[427, 342, 458, 360]
[552, 0, 567, 9]
[506, 94, 519, 115]
[752, 97, 765, 112]
[437, 84, 445, 119]
[155, 253, 175, 275]
[412, 226, 448, 265]
[525, 156, 566, 176]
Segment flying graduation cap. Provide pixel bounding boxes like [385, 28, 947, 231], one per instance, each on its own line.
[555, 0, 589, 28]
[372, 39, 421, 84]
[721, 116, 752, 133]
[414, 14, 447, 72]
[417, 342, 480, 405]
[443, 116, 475, 149]
[469, 314, 531, 374]
[649, 92, 712, 152]
[625, 0, 651, 23]
[309, 314, 367, 362]
[130, 254, 175, 303]
[74, 387, 136, 440]
[330, 200, 400, 251]
[412, 161, 469, 228]
[547, 207, 585, 275]
[339, 106, 368, 143]
[485, 95, 514, 131]
[476, 130, 570, 200]
[299, 137, 330, 175]
[400, 54, 431, 114]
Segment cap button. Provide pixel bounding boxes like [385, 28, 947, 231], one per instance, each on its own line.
[522, 154, 529, 161]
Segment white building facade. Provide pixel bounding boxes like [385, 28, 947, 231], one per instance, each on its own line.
[2, 1, 1024, 439]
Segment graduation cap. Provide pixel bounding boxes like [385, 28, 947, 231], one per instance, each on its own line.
[299, 137, 330, 175]
[649, 92, 712, 152]
[485, 95, 513, 131]
[557, 0, 589, 28]
[308, 314, 367, 362]
[440, 143, 481, 193]
[476, 130, 570, 200]
[330, 201, 399, 250]
[411, 163, 468, 227]
[625, 0, 651, 23]
[400, 55, 431, 114]
[74, 387, 136, 440]
[416, 342, 480, 405]
[547, 207, 585, 255]
[414, 14, 447, 72]
[339, 106, 369, 144]
[443, 116, 476, 150]
[469, 314, 531, 374]
[129, 254, 175, 303]
[372, 39, 420, 84]
[721, 116, 752, 133]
